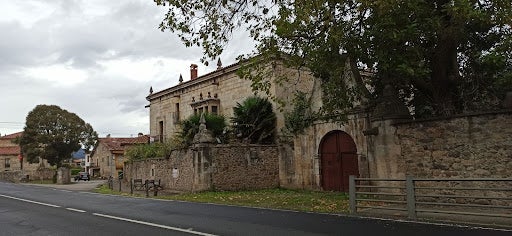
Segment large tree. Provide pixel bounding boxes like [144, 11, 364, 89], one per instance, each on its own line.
[155, 0, 512, 118]
[19, 105, 98, 168]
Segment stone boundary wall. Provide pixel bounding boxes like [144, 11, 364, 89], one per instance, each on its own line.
[123, 149, 194, 193]
[395, 111, 512, 204]
[211, 144, 280, 191]
[396, 111, 512, 179]
[0, 168, 55, 182]
[122, 144, 280, 194]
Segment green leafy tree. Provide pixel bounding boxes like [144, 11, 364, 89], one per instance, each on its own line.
[179, 113, 227, 146]
[231, 96, 277, 144]
[125, 142, 170, 161]
[19, 105, 98, 168]
[284, 91, 316, 135]
[155, 0, 512, 118]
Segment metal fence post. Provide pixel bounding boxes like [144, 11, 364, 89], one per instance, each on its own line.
[406, 176, 417, 220]
[349, 175, 357, 214]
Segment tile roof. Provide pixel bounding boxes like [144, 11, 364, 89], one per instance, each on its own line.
[0, 132, 23, 140]
[99, 135, 149, 152]
[0, 146, 21, 155]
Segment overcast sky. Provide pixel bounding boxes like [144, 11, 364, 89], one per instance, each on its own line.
[0, 0, 253, 137]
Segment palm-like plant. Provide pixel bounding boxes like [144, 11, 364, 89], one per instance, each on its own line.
[231, 96, 276, 144]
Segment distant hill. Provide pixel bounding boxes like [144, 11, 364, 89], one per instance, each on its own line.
[71, 149, 85, 159]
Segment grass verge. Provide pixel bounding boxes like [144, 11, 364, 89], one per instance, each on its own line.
[94, 186, 349, 214]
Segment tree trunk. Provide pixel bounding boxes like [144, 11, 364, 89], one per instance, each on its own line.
[430, 0, 461, 116]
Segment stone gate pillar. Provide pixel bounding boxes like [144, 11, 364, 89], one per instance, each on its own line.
[57, 167, 71, 184]
[368, 84, 412, 180]
[192, 113, 216, 191]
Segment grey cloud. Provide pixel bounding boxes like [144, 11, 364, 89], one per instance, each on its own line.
[0, 0, 255, 137]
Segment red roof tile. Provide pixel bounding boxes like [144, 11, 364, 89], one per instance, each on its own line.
[0, 146, 20, 155]
[0, 132, 23, 140]
[99, 135, 149, 151]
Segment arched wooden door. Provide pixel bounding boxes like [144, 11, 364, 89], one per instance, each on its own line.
[320, 131, 359, 192]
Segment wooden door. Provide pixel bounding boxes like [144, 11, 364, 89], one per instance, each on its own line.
[320, 131, 358, 192]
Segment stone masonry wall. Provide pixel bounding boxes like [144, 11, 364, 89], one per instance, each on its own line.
[395, 111, 512, 204]
[211, 144, 280, 191]
[0, 168, 55, 182]
[122, 144, 279, 193]
[396, 111, 512, 179]
[123, 149, 194, 193]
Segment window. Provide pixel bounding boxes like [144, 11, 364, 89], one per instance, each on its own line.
[4, 159, 10, 169]
[158, 121, 164, 142]
[211, 106, 218, 115]
[173, 103, 180, 123]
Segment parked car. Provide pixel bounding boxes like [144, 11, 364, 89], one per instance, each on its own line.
[74, 172, 90, 181]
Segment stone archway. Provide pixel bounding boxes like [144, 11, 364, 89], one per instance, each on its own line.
[319, 130, 359, 192]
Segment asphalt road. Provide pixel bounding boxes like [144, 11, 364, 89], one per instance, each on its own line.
[0, 181, 509, 236]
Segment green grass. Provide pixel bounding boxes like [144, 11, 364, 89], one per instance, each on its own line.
[94, 186, 349, 214]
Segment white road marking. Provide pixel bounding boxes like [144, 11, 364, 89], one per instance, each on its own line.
[351, 215, 512, 232]
[0, 194, 61, 208]
[93, 213, 217, 236]
[60, 190, 72, 193]
[66, 208, 86, 213]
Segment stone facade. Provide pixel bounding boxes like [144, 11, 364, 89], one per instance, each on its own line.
[145, 58, 512, 193]
[146, 62, 313, 143]
[284, 114, 371, 190]
[91, 135, 149, 178]
[0, 132, 52, 180]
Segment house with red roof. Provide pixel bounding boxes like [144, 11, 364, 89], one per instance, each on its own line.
[90, 134, 149, 178]
[0, 132, 50, 173]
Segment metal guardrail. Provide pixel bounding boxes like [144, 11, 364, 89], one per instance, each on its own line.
[349, 176, 512, 220]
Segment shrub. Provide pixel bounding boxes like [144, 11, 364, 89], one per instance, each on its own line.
[231, 96, 276, 144]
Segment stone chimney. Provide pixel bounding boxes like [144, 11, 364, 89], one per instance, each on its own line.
[190, 64, 198, 80]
